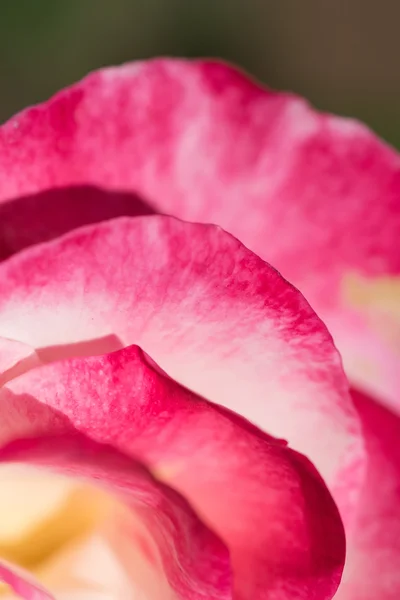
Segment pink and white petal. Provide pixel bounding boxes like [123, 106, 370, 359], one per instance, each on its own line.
[0, 433, 232, 600]
[335, 388, 400, 600]
[0, 559, 55, 599]
[4, 343, 345, 600]
[0, 59, 398, 408]
[0, 216, 362, 525]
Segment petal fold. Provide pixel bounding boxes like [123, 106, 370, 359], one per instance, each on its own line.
[0, 216, 362, 526]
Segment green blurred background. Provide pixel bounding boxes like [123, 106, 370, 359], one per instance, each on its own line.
[1, 1, 399, 146]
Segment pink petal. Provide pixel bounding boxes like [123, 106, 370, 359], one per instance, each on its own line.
[0, 216, 362, 526]
[335, 388, 400, 600]
[2, 343, 345, 600]
[0, 59, 398, 408]
[0, 558, 55, 599]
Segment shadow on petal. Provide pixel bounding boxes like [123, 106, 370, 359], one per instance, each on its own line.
[0, 185, 156, 261]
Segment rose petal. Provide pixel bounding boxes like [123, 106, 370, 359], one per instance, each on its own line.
[0, 216, 362, 524]
[335, 388, 400, 600]
[3, 343, 345, 600]
[0, 59, 398, 408]
[0, 558, 55, 599]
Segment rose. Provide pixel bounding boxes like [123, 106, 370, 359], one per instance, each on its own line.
[1, 64, 351, 600]
[0, 59, 397, 600]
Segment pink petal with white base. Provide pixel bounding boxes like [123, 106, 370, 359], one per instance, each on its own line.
[2, 343, 345, 600]
[0, 216, 362, 526]
[0, 59, 398, 407]
[335, 389, 400, 600]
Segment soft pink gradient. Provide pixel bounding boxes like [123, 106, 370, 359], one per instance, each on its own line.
[0, 59, 398, 410]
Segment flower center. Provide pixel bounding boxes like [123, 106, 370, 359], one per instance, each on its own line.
[0, 465, 112, 591]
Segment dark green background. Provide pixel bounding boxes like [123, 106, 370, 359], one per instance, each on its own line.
[1, 1, 399, 146]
